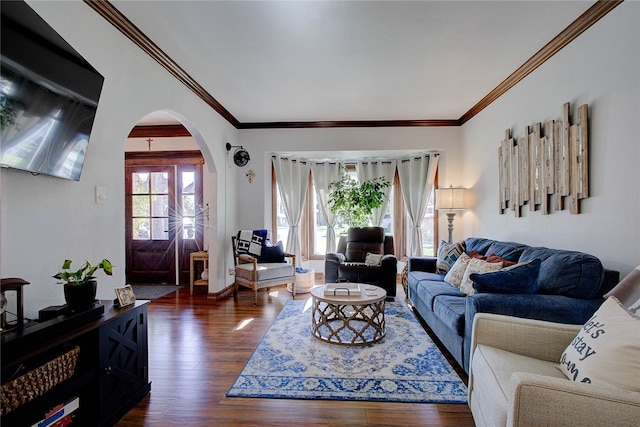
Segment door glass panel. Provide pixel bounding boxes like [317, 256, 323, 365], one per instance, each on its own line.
[151, 195, 169, 217]
[151, 218, 169, 240]
[132, 173, 149, 194]
[182, 195, 195, 216]
[133, 195, 149, 217]
[180, 171, 197, 241]
[151, 172, 168, 194]
[133, 218, 150, 240]
[182, 171, 194, 192]
[182, 217, 195, 239]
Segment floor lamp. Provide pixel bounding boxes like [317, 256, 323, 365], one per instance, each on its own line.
[435, 186, 469, 243]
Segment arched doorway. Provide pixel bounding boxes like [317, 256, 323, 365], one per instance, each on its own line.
[124, 111, 209, 285]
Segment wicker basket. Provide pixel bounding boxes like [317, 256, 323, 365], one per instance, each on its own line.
[1, 345, 80, 416]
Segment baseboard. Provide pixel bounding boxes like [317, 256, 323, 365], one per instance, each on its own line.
[209, 283, 235, 300]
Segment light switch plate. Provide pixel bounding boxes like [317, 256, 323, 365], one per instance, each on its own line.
[96, 185, 106, 204]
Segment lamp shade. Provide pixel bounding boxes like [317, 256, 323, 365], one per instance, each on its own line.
[435, 186, 469, 210]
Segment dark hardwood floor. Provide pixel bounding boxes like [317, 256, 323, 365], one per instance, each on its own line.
[116, 283, 475, 426]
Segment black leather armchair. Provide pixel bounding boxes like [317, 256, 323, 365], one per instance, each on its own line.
[325, 227, 397, 297]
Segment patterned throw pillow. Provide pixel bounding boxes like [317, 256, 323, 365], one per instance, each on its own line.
[557, 297, 640, 392]
[444, 252, 471, 289]
[236, 229, 267, 257]
[436, 240, 466, 274]
[459, 258, 503, 295]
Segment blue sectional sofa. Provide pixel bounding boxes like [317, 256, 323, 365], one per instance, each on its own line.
[407, 237, 620, 373]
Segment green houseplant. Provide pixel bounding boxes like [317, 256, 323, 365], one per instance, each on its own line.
[54, 259, 113, 308]
[327, 168, 391, 227]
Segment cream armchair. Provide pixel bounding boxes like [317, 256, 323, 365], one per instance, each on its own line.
[231, 234, 296, 306]
[468, 313, 640, 427]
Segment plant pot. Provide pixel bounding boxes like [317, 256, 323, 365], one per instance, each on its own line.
[64, 280, 97, 309]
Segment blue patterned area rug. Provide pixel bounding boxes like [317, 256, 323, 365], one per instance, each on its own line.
[226, 300, 468, 403]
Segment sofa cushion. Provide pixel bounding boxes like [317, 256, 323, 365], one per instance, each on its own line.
[519, 247, 604, 299]
[471, 259, 541, 295]
[464, 237, 497, 256]
[444, 252, 471, 288]
[484, 241, 528, 262]
[236, 262, 294, 282]
[460, 258, 504, 296]
[433, 295, 466, 335]
[345, 242, 383, 262]
[409, 271, 445, 283]
[344, 227, 385, 262]
[413, 279, 464, 310]
[557, 297, 640, 392]
[436, 240, 466, 274]
[470, 344, 567, 427]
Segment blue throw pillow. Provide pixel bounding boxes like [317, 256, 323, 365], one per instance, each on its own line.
[471, 259, 541, 294]
[258, 240, 285, 263]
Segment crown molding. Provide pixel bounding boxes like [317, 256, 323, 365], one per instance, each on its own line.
[84, 0, 240, 128]
[87, 0, 622, 130]
[238, 119, 460, 129]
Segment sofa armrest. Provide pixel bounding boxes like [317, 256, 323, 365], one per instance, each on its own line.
[508, 372, 640, 427]
[380, 254, 397, 267]
[324, 252, 345, 283]
[407, 256, 437, 273]
[470, 313, 580, 363]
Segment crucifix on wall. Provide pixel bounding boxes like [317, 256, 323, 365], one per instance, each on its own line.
[146, 138, 153, 151]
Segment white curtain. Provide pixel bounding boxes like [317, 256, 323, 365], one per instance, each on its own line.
[356, 160, 397, 227]
[310, 161, 343, 253]
[272, 155, 310, 263]
[397, 153, 439, 257]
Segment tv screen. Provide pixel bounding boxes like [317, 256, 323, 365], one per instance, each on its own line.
[0, 1, 104, 181]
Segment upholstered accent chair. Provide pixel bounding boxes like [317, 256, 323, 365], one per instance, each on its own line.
[232, 231, 296, 305]
[468, 312, 640, 427]
[324, 227, 397, 297]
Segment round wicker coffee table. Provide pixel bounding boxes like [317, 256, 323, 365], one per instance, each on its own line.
[310, 283, 386, 345]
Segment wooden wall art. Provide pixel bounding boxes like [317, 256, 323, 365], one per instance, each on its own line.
[498, 102, 589, 217]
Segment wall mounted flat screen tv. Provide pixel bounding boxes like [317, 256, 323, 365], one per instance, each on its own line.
[1, 1, 104, 181]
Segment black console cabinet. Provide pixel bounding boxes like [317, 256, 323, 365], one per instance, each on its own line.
[1, 300, 150, 426]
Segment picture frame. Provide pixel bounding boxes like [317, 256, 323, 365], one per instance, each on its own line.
[115, 284, 136, 307]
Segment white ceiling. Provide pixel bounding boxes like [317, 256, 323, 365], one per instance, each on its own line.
[114, 1, 595, 125]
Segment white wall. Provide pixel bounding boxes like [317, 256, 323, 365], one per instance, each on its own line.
[460, 2, 640, 278]
[1, 1, 238, 318]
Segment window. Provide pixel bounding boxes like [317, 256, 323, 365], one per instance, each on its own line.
[420, 191, 436, 256]
[132, 171, 169, 241]
[272, 163, 437, 260]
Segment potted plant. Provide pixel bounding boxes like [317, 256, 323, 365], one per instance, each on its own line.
[327, 167, 391, 227]
[54, 259, 113, 308]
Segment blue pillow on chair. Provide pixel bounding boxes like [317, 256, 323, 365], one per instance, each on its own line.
[471, 259, 541, 294]
[258, 240, 285, 263]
